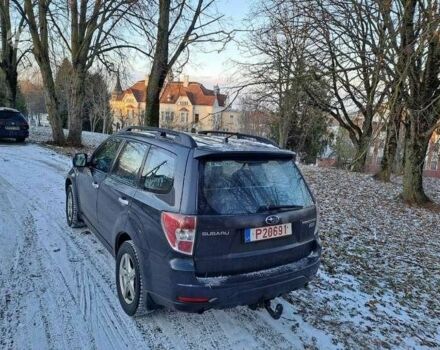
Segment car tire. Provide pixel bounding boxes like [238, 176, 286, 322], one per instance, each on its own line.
[16, 137, 25, 143]
[116, 240, 153, 317]
[66, 184, 85, 228]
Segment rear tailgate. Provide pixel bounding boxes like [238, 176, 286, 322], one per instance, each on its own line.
[193, 155, 317, 277]
[194, 208, 317, 276]
[0, 111, 28, 130]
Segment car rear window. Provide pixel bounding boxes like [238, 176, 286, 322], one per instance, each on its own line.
[198, 158, 314, 215]
[0, 111, 23, 119]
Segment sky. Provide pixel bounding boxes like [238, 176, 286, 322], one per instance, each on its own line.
[129, 0, 251, 90]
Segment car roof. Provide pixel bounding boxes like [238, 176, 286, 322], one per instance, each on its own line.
[0, 107, 20, 113]
[116, 126, 295, 157]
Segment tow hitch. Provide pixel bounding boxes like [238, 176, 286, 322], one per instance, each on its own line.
[249, 299, 283, 320]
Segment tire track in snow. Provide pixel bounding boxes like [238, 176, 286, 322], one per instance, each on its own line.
[0, 145, 170, 349]
[0, 175, 93, 350]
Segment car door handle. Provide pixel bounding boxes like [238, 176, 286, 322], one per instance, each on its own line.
[118, 197, 129, 206]
[92, 182, 99, 189]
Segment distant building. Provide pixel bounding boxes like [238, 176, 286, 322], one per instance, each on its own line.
[110, 75, 243, 132]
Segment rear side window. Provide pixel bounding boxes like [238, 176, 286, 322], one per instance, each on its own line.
[91, 138, 122, 173]
[141, 147, 176, 194]
[112, 142, 148, 185]
[198, 158, 314, 215]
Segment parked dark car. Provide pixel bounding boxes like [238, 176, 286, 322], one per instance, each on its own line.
[65, 127, 321, 317]
[0, 107, 29, 142]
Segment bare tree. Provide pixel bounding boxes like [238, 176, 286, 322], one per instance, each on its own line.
[0, 0, 26, 107]
[310, 0, 390, 172]
[47, 0, 147, 145]
[85, 72, 112, 133]
[142, 0, 232, 126]
[373, 1, 408, 182]
[14, 0, 65, 144]
[236, 0, 328, 160]
[395, 0, 440, 204]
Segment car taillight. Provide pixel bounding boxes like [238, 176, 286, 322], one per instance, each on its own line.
[161, 212, 197, 255]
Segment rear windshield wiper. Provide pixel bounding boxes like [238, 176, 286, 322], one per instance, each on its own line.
[257, 204, 303, 213]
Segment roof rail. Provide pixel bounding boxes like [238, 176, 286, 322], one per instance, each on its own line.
[119, 126, 198, 148]
[198, 130, 279, 147]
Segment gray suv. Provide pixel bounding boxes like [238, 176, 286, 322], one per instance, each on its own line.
[65, 127, 321, 318]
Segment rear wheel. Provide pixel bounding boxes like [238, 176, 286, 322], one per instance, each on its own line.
[116, 241, 152, 317]
[66, 184, 85, 228]
[15, 137, 25, 143]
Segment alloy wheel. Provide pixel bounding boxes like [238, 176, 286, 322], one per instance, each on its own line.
[119, 253, 136, 304]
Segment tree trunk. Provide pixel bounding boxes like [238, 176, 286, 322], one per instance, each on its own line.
[278, 114, 290, 148]
[67, 66, 86, 146]
[3, 64, 18, 107]
[144, 0, 170, 127]
[401, 120, 430, 204]
[39, 60, 65, 145]
[102, 116, 107, 134]
[0, 0, 18, 108]
[375, 107, 402, 182]
[350, 131, 370, 172]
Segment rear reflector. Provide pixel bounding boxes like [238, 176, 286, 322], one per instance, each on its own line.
[177, 296, 209, 303]
[161, 212, 197, 255]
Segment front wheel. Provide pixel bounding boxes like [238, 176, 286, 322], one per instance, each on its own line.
[116, 241, 152, 317]
[66, 184, 84, 228]
[15, 137, 25, 143]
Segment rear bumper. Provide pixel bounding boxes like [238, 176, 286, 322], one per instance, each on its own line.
[147, 239, 321, 313]
[0, 129, 29, 139]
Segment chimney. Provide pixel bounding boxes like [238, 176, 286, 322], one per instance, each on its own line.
[183, 75, 189, 87]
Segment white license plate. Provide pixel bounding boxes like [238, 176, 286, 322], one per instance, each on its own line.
[5, 126, 20, 130]
[244, 223, 292, 243]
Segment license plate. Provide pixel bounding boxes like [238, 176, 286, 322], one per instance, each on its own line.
[244, 223, 292, 243]
[5, 126, 20, 130]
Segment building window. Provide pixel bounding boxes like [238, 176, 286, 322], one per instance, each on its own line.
[180, 101, 189, 106]
[431, 161, 438, 170]
[195, 114, 199, 123]
[230, 115, 234, 119]
[163, 111, 175, 122]
[180, 112, 188, 123]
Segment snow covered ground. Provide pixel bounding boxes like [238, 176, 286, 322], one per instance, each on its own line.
[0, 137, 439, 349]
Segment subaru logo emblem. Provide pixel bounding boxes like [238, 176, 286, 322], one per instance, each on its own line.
[265, 215, 280, 225]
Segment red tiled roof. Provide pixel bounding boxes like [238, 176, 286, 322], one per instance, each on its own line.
[113, 80, 227, 107]
[113, 80, 146, 102]
[160, 82, 227, 107]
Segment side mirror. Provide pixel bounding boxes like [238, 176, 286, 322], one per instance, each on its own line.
[73, 153, 88, 167]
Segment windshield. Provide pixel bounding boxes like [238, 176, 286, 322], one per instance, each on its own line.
[198, 158, 314, 215]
